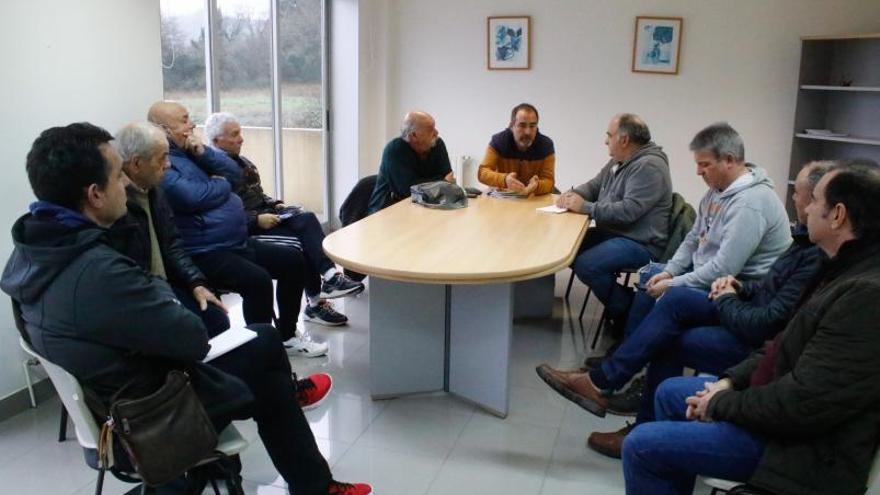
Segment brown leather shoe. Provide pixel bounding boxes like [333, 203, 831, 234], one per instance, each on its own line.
[587, 422, 635, 459]
[535, 364, 608, 417]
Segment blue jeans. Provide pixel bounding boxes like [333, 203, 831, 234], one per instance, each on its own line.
[622, 376, 765, 495]
[572, 228, 652, 320]
[592, 285, 716, 391]
[640, 325, 752, 423]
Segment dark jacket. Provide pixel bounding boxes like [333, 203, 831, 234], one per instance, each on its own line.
[708, 238, 880, 495]
[224, 152, 284, 234]
[110, 185, 207, 290]
[658, 192, 696, 263]
[368, 137, 452, 214]
[161, 142, 248, 254]
[713, 224, 824, 348]
[1, 211, 209, 400]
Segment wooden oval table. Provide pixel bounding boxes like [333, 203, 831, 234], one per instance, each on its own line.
[323, 193, 588, 417]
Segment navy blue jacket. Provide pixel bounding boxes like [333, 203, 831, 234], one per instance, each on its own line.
[161, 143, 248, 254]
[713, 224, 824, 348]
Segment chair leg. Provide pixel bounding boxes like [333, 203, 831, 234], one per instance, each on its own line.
[94, 467, 106, 495]
[564, 271, 575, 301]
[22, 358, 38, 408]
[578, 287, 591, 321]
[58, 405, 69, 442]
[591, 307, 608, 350]
[209, 477, 221, 495]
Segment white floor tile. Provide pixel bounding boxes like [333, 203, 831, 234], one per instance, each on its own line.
[331, 444, 445, 495]
[352, 401, 472, 458]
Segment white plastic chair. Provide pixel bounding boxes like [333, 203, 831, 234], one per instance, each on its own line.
[19, 337, 249, 495]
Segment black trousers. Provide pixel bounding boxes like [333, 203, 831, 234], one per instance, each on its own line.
[192, 239, 305, 340]
[208, 323, 332, 494]
[259, 210, 334, 297]
[173, 287, 230, 338]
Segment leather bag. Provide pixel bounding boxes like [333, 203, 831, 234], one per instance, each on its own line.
[98, 370, 218, 486]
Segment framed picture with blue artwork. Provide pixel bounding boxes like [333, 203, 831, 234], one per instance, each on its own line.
[487, 16, 531, 70]
[632, 16, 683, 75]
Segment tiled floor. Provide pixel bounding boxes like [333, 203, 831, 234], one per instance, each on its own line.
[0, 271, 713, 495]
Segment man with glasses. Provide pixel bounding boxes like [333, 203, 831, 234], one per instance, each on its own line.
[477, 103, 555, 195]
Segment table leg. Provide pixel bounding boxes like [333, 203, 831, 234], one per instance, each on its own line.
[513, 274, 555, 318]
[448, 283, 513, 417]
[369, 278, 446, 398]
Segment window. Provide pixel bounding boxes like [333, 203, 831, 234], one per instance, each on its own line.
[160, 0, 328, 219]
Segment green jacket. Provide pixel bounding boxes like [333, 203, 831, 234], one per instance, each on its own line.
[708, 238, 880, 495]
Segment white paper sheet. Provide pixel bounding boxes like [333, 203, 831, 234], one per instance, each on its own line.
[203, 327, 258, 362]
[536, 205, 567, 214]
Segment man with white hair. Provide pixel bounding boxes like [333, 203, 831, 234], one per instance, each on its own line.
[112, 121, 333, 409]
[367, 110, 454, 213]
[204, 112, 364, 326]
[148, 101, 328, 357]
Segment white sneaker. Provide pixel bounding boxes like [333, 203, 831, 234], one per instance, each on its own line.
[284, 336, 329, 358]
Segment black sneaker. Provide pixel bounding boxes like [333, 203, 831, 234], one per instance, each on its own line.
[606, 375, 644, 416]
[304, 300, 348, 326]
[320, 273, 365, 299]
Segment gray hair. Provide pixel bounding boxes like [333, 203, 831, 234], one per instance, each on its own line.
[115, 122, 166, 162]
[616, 113, 651, 146]
[802, 160, 834, 191]
[400, 114, 418, 139]
[689, 122, 745, 162]
[204, 112, 239, 144]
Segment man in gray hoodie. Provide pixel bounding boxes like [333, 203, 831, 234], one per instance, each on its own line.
[539, 122, 791, 420]
[558, 113, 672, 330]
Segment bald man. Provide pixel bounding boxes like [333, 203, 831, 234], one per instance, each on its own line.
[367, 111, 454, 214]
[148, 101, 328, 357]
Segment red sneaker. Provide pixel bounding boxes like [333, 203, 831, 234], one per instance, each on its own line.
[296, 372, 332, 410]
[328, 481, 373, 495]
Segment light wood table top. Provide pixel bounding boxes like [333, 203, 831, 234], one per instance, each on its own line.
[323, 194, 589, 284]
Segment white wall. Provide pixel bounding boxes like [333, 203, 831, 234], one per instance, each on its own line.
[359, 0, 880, 207]
[0, 0, 162, 401]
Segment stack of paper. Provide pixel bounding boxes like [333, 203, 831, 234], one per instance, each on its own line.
[488, 189, 529, 199]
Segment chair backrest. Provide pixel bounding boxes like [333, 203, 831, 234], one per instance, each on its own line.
[868, 446, 880, 493]
[339, 174, 378, 226]
[658, 192, 696, 263]
[18, 337, 102, 449]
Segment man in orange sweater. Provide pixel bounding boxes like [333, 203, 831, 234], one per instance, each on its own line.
[478, 103, 555, 195]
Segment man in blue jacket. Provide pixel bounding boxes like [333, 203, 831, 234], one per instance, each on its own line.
[148, 102, 327, 357]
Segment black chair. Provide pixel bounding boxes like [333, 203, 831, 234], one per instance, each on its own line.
[338, 174, 378, 281]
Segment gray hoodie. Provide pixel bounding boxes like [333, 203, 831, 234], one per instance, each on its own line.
[665, 164, 791, 289]
[573, 143, 672, 258]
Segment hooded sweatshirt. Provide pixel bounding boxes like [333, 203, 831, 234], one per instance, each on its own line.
[572, 143, 672, 258]
[665, 164, 791, 289]
[1, 205, 209, 400]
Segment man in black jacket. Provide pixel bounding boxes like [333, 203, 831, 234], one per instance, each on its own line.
[203, 112, 363, 327]
[555, 161, 830, 459]
[113, 121, 332, 411]
[622, 159, 880, 495]
[0, 123, 371, 495]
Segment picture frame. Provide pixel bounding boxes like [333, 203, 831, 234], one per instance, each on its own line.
[487, 16, 531, 70]
[631, 16, 683, 75]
